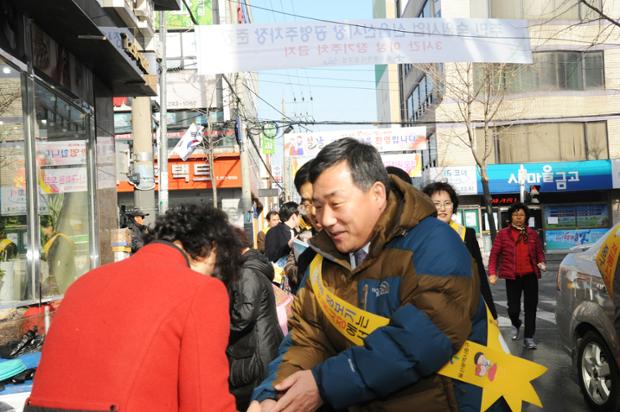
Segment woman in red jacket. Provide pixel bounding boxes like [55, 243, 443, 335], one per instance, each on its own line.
[488, 203, 546, 350]
[25, 205, 241, 412]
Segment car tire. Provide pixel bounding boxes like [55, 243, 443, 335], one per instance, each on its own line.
[577, 331, 620, 412]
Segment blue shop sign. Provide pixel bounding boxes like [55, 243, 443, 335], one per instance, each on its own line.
[479, 160, 612, 194]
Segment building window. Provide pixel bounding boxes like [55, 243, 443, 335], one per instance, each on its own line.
[166, 31, 197, 70]
[406, 74, 435, 121]
[0, 58, 29, 305]
[490, 0, 601, 20]
[494, 121, 608, 163]
[418, 0, 441, 18]
[35, 82, 94, 298]
[474, 51, 604, 93]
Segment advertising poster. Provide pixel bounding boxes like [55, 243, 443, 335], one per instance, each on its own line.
[545, 228, 609, 251]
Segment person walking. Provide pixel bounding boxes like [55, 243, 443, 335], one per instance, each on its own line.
[25, 205, 240, 412]
[228, 228, 283, 411]
[422, 181, 498, 319]
[488, 202, 546, 350]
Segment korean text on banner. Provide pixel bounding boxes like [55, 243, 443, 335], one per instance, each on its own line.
[196, 18, 532, 74]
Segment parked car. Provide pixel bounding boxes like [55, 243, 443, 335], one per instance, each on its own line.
[555, 225, 620, 412]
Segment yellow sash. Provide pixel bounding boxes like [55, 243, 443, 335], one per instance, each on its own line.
[308, 254, 546, 411]
[449, 221, 467, 241]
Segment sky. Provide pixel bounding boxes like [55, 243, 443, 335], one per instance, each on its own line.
[248, 0, 380, 132]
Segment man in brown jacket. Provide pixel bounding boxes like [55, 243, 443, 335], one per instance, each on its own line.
[249, 138, 506, 412]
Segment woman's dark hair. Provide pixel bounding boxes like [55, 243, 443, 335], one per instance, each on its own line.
[144, 205, 241, 285]
[294, 161, 313, 194]
[308, 138, 390, 195]
[265, 210, 279, 222]
[234, 227, 252, 249]
[279, 201, 299, 222]
[508, 202, 529, 218]
[422, 182, 460, 213]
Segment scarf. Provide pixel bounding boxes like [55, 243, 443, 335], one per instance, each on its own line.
[511, 224, 528, 243]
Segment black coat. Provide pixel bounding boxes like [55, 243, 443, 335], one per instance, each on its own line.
[227, 249, 283, 409]
[464, 227, 498, 319]
[265, 222, 293, 262]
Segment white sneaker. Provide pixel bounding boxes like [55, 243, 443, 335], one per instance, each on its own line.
[511, 325, 520, 340]
[524, 338, 537, 349]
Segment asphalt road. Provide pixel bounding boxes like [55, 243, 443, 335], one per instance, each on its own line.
[491, 270, 591, 411]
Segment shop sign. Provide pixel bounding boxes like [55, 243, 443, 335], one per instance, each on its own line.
[117, 154, 241, 192]
[482, 160, 612, 194]
[382, 153, 422, 177]
[545, 228, 609, 251]
[284, 127, 427, 159]
[121, 33, 150, 74]
[40, 167, 88, 194]
[38, 141, 87, 166]
[491, 195, 519, 206]
[426, 166, 478, 195]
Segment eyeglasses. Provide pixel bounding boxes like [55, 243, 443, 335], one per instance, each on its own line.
[433, 201, 453, 209]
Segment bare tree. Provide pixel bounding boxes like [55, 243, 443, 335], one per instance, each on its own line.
[579, 0, 620, 28]
[418, 62, 526, 240]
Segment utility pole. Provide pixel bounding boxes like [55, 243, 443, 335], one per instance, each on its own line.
[212, 0, 224, 124]
[207, 123, 217, 207]
[239, 116, 252, 213]
[518, 164, 527, 203]
[132, 96, 156, 224]
[158, 10, 169, 214]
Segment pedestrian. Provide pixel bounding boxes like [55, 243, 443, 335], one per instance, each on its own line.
[422, 181, 498, 319]
[249, 138, 504, 412]
[228, 228, 283, 412]
[124, 208, 149, 253]
[0, 225, 17, 261]
[294, 160, 322, 235]
[25, 205, 240, 412]
[257, 211, 280, 253]
[264, 202, 300, 265]
[385, 165, 411, 185]
[40, 215, 76, 295]
[488, 202, 546, 350]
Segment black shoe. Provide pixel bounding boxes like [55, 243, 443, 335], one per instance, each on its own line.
[511, 325, 520, 341]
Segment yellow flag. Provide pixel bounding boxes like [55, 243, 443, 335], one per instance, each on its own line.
[596, 223, 620, 296]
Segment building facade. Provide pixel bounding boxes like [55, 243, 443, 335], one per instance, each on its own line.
[396, 0, 620, 257]
[0, 0, 178, 314]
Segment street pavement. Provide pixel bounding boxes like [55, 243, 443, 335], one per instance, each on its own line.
[491, 270, 591, 411]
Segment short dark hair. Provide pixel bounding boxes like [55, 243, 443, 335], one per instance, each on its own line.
[279, 201, 299, 222]
[265, 210, 279, 222]
[144, 205, 241, 285]
[308, 138, 390, 194]
[294, 161, 313, 194]
[422, 182, 460, 213]
[386, 166, 411, 185]
[508, 202, 529, 218]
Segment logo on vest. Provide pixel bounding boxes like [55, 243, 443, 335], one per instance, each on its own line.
[371, 280, 390, 297]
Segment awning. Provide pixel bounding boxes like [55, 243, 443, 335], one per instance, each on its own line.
[153, 0, 182, 11]
[13, 0, 156, 96]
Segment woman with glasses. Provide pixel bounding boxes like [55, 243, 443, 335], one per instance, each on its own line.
[422, 182, 497, 320]
[488, 202, 546, 350]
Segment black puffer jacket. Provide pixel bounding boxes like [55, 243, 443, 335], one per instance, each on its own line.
[227, 249, 283, 410]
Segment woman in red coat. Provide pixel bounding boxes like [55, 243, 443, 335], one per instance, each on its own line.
[488, 203, 546, 350]
[25, 205, 241, 412]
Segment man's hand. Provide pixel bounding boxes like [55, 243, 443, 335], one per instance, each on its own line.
[247, 399, 277, 412]
[270, 370, 323, 412]
[537, 262, 547, 272]
[489, 275, 497, 285]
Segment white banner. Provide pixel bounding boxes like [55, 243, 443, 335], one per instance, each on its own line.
[284, 127, 427, 159]
[426, 166, 478, 195]
[382, 153, 422, 178]
[171, 123, 204, 161]
[40, 167, 88, 194]
[197, 18, 532, 74]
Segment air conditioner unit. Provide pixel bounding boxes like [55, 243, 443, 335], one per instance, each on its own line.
[134, 0, 153, 20]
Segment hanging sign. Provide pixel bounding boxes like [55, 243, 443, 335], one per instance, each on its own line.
[196, 18, 532, 74]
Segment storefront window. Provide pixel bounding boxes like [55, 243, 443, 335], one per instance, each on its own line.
[0, 58, 29, 305]
[35, 82, 92, 297]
